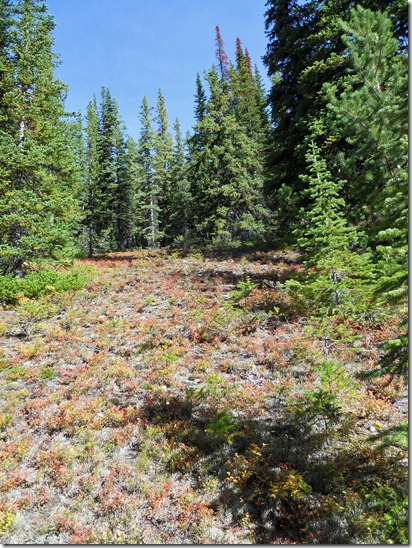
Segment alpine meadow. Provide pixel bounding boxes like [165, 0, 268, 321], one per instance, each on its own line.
[0, 0, 408, 544]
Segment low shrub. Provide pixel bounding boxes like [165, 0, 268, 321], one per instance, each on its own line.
[0, 267, 88, 304]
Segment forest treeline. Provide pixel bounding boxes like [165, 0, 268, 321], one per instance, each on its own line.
[0, 0, 408, 379]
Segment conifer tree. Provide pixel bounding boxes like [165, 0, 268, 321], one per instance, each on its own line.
[187, 74, 208, 208]
[97, 87, 132, 251]
[215, 25, 230, 81]
[83, 97, 101, 256]
[0, 0, 80, 274]
[153, 89, 173, 243]
[194, 72, 207, 122]
[189, 65, 268, 244]
[125, 135, 142, 248]
[263, 0, 407, 234]
[168, 118, 192, 245]
[230, 38, 270, 166]
[82, 89, 133, 255]
[324, 6, 407, 236]
[137, 96, 161, 248]
[324, 6, 408, 380]
[286, 142, 375, 316]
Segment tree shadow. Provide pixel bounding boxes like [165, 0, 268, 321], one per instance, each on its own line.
[138, 391, 408, 544]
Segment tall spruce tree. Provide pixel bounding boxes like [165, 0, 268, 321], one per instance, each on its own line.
[323, 5, 408, 236]
[263, 0, 407, 234]
[153, 89, 173, 243]
[83, 97, 101, 256]
[136, 96, 162, 248]
[188, 28, 270, 245]
[0, 0, 80, 274]
[189, 64, 268, 244]
[97, 87, 132, 251]
[82, 88, 133, 255]
[168, 118, 192, 245]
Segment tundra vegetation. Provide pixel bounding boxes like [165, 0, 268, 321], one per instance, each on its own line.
[0, 0, 407, 543]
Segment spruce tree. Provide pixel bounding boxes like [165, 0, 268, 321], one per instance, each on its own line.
[189, 65, 268, 245]
[83, 97, 101, 256]
[286, 142, 375, 316]
[231, 38, 268, 144]
[215, 25, 230, 81]
[194, 72, 207, 122]
[168, 118, 192, 246]
[136, 96, 161, 248]
[263, 0, 407, 234]
[82, 89, 133, 255]
[97, 87, 132, 251]
[324, 6, 408, 380]
[153, 89, 173, 243]
[324, 6, 407, 236]
[0, 0, 80, 274]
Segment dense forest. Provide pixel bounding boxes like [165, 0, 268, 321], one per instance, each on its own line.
[0, 0, 408, 544]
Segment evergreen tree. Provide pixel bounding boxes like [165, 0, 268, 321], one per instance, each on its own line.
[325, 6, 408, 380]
[153, 89, 173, 243]
[136, 96, 161, 248]
[215, 25, 230, 81]
[194, 72, 207, 122]
[83, 97, 101, 256]
[286, 142, 375, 316]
[231, 38, 268, 143]
[323, 5, 408, 236]
[125, 135, 142, 248]
[263, 0, 407, 234]
[0, 0, 80, 274]
[81, 88, 133, 255]
[65, 111, 87, 250]
[97, 87, 132, 251]
[230, 39, 271, 198]
[168, 118, 192, 246]
[189, 65, 268, 244]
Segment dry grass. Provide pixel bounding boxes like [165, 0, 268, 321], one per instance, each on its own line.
[0, 249, 407, 543]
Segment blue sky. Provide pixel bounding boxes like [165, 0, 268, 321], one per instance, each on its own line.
[46, 0, 271, 139]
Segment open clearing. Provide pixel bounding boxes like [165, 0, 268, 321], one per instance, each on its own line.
[0, 250, 407, 543]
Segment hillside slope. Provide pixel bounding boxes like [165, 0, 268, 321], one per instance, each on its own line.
[0, 250, 407, 544]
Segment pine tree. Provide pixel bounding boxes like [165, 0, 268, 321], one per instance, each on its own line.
[0, 0, 80, 274]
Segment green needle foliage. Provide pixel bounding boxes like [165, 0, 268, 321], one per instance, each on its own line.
[0, 0, 81, 274]
[324, 6, 408, 381]
[188, 29, 269, 246]
[286, 142, 375, 317]
[263, 0, 407, 234]
[136, 95, 164, 249]
[153, 89, 174, 243]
